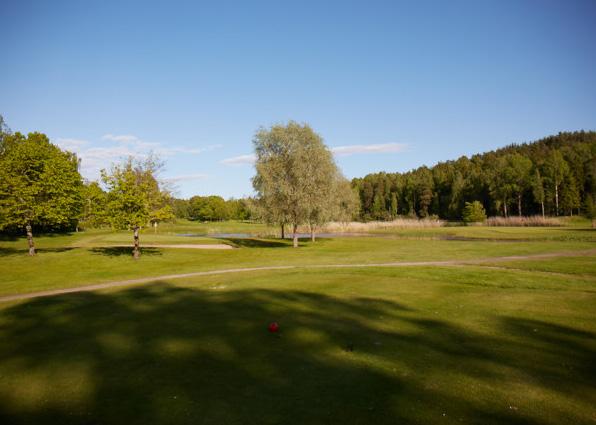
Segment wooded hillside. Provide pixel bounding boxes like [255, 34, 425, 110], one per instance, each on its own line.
[352, 131, 596, 220]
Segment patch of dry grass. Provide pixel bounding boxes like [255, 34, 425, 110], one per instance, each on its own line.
[317, 218, 446, 233]
[486, 216, 563, 227]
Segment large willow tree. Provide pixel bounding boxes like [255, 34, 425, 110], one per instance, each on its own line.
[252, 122, 340, 247]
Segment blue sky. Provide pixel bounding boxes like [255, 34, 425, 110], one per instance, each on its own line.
[1, 0, 595, 198]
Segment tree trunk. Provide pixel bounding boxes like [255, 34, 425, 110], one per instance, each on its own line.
[541, 201, 545, 218]
[503, 200, 508, 218]
[555, 183, 559, 216]
[292, 224, 298, 248]
[153, 222, 157, 233]
[517, 194, 522, 217]
[310, 224, 316, 242]
[280, 224, 285, 239]
[26, 224, 35, 256]
[133, 226, 140, 259]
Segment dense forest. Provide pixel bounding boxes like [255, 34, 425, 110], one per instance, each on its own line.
[352, 131, 596, 221]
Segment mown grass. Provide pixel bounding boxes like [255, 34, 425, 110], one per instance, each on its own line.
[0, 222, 594, 296]
[0, 265, 594, 425]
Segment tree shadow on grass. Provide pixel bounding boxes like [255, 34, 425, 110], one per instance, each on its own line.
[0, 284, 593, 425]
[89, 247, 163, 257]
[222, 238, 291, 248]
[0, 247, 76, 257]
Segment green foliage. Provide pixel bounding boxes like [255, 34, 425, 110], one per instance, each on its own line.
[80, 182, 109, 228]
[252, 121, 341, 241]
[172, 198, 191, 219]
[462, 201, 487, 223]
[0, 132, 83, 232]
[101, 157, 172, 230]
[173, 197, 252, 221]
[353, 131, 596, 220]
[189, 195, 230, 221]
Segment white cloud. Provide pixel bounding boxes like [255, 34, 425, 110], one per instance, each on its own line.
[101, 134, 142, 144]
[220, 154, 257, 165]
[55, 138, 89, 151]
[330, 143, 407, 156]
[57, 133, 218, 181]
[163, 173, 209, 183]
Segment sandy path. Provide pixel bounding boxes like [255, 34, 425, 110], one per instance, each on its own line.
[1, 249, 594, 304]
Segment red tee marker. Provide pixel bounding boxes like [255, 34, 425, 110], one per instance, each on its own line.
[268, 322, 279, 333]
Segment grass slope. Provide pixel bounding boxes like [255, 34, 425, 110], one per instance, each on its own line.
[0, 266, 594, 424]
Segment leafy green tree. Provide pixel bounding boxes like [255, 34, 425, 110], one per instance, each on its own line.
[489, 156, 514, 217]
[531, 169, 546, 218]
[229, 198, 252, 220]
[252, 121, 337, 247]
[371, 192, 386, 220]
[414, 167, 434, 217]
[101, 157, 167, 259]
[172, 198, 191, 219]
[507, 154, 533, 216]
[189, 196, 230, 221]
[334, 177, 360, 224]
[80, 181, 109, 228]
[462, 201, 487, 223]
[390, 192, 398, 218]
[543, 150, 570, 216]
[0, 132, 83, 255]
[560, 173, 580, 216]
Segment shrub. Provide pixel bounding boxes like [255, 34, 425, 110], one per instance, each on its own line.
[462, 201, 487, 224]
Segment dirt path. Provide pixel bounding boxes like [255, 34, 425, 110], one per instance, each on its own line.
[1, 249, 594, 304]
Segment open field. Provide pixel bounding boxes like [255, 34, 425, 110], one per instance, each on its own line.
[0, 221, 595, 424]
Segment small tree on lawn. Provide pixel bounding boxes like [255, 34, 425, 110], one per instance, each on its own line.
[462, 201, 486, 224]
[101, 156, 166, 259]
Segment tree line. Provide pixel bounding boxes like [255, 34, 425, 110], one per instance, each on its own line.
[1, 114, 594, 256]
[172, 196, 252, 222]
[352, 131, 596, 221]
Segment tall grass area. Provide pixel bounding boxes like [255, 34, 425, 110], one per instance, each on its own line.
[486, 215, 563, 227]
[320, 217, 446, 232]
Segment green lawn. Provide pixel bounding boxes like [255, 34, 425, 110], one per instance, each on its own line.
[0, 222, 594, 424]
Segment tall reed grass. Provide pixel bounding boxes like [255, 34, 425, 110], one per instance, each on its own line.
[486, 216, 563, 227]
[319, 218, 446, 233]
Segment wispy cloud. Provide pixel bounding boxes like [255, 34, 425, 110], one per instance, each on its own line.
[56, 133, 219, 181]
[220, 142, 407, 166]
[330, 143, 407, 156]
[101, 133, 142, 144]
[220, 154, 257, 165]
[55, 138, 89, 151]
[163, 173, 209, 183]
